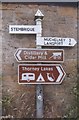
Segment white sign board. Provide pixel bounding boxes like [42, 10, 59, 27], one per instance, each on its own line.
[36, 37, 77, 47]
[9, 25, 41, 34]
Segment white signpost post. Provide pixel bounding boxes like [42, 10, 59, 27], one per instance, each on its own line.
[35, 9, 44, 118]
[9, 9, 77, 118]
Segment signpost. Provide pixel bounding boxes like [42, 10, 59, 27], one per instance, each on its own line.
[18, 64, 66, 84]
[14, 48, 64, 63]
[36, 37, 77, 47]
[9, 9, 71, 118]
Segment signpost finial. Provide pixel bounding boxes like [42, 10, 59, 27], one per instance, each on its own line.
[35, 9, 44, 19]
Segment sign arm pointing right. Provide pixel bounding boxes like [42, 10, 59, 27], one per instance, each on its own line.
[36, 37, 77, 47]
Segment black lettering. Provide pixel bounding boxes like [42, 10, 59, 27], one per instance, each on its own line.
[69, 39, 71, 45]
[11, 27, 13, 31]
[14, 28, 17, 31]
[44, 38, 48, 41]
[32, 28, 34, 31]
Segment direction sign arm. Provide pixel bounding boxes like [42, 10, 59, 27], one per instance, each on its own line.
[36, 37, 77, 47]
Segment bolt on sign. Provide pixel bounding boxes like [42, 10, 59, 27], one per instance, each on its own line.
[18, 64, 66, 84]
[14, 48, 64, 63]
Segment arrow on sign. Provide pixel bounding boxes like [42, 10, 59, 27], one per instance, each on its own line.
[36, 37, 77, 47]
[15, 49, 22, 61]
